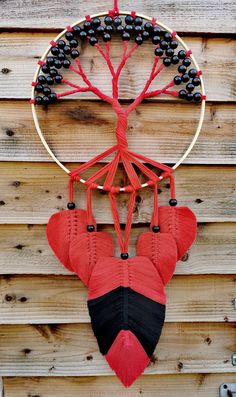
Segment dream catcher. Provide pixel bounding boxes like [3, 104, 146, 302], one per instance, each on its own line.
[31, 0, 205, 387]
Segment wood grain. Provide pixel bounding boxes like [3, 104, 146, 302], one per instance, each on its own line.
[0, 322, 235, 375]
[0, 34, 235, 101]
[4, 374, 236, 397]
[0, 275, 235, 324]
[0, 223, 236, 275]
[1, 0, 235, 33]
[1, 101, 235, 164]
[0, 162, 235, 224]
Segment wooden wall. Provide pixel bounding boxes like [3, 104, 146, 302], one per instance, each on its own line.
[0, 1, 235, 396]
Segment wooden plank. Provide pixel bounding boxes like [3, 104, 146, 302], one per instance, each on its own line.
[0, 274, 235, 324]
[0, 33, 235, 101]
[3, 374, 236, 397]
[0, 323, 235, 375]
[1, 101, 236, 164]
[1, 0, 235, 33]
[0, 223, 236, 275]
[0, 162, 235, 224]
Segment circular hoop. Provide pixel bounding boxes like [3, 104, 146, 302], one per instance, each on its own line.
[31, 10, 206, 191]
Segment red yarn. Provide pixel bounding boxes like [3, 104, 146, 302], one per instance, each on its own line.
[88, 256, 166, 304]
[46, 209, 95, 272]
[158, 206, 197, 260]
[105, 330, 150, 387]
[69, 232, 114, 285]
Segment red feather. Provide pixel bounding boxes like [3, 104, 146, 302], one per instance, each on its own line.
[158, 206, 197, 260]
[69, 232, 114, 285]
[46, 209, 95, 272]
[137, 231, 177, 285]
[105, 330, 150, 387]
[88, 256, 165, 304]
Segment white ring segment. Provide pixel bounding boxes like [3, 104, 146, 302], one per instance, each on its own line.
[31, 10, 206, 191]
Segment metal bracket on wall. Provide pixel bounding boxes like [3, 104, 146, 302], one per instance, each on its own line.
[220, 383, 236, 397]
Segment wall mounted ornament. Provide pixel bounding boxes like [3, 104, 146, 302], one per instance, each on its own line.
[31, 0, 205, 387]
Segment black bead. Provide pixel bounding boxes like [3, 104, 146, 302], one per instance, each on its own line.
[48, 92, 57, 103]
[160, 40, 168, 50]
[51, 46, 60, 56]
[171, 55, 179, 64]
[166, 48, 174, 57]
[58, 52, 66, 61]
[72, 25, 81, 35]
[122, 32, 131, 41]
[70, 39, 79, 48]
[89, 36, 98, 46]
[134, 16, 143, 26]
[144, 22, 153, 32]
[104, 16, 113, 25]
[155, 47, 164, 56]
[120, 252, 129, 260]
[163, 57, 171, 67]
[46, 56, 55, 66]
[38, 75, 46, 84]
[67, 202, 75, 210]
[63, 45, 71, 55]
[84, 21, 92, 31]
[103, 33, 112, 42]
[62, 59, 71, 68]
[96, 25, 105, 35]
[193, 92, 202, 102]
[113, 17, 122, 27]
[65, 31, 74, 41]
[164, 32, 172, 42]
[55, 74, 62, 84]
[152, 225, 160, 233]
[35, 96, 43, 105]
[152, 35, 161, 45]
[46, 76, 54, 85]
[178, 64, 187, 74]
[116, 25, 124, 33]
[54, 59, 62, 69]
[58, 40, 66, 49]
[152, 26, 161, 35]
[43, 86, 51, 95]
[71, 49, 80, 59]
[49, 68, 58, 77]
[178, 50, 186, 59]
[186, 82, 194, 92]
[134, 25, 142, 35]
[192, 77, 201, 86]
[186, 92, 194, 101]
[105, 25, 113, 33]
[42, 64, 50, 74]
[125, 15, 134, 24]
[142, 30, 150, 40]
[181, 73, 190, 83]
[135, 36, 143, 45]
[87, 29, 96, 36]
[178, 89, 187, 99]
[35, 84, 43, 92]
[183, 57, 191, 67]
[170, 40, 178, 49]
[169, 198, 177, 206]
[188, 68, 197, 78]
[125, 24, 133, 33]
[42, 96, 50, 106]
[174, 75, 182, 85]
[79, 30, 87, 40]
[87, 224, 95, 232]
[92, 17, 101, 28]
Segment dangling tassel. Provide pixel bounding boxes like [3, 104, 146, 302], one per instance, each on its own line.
[157, 174, 197, 260]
